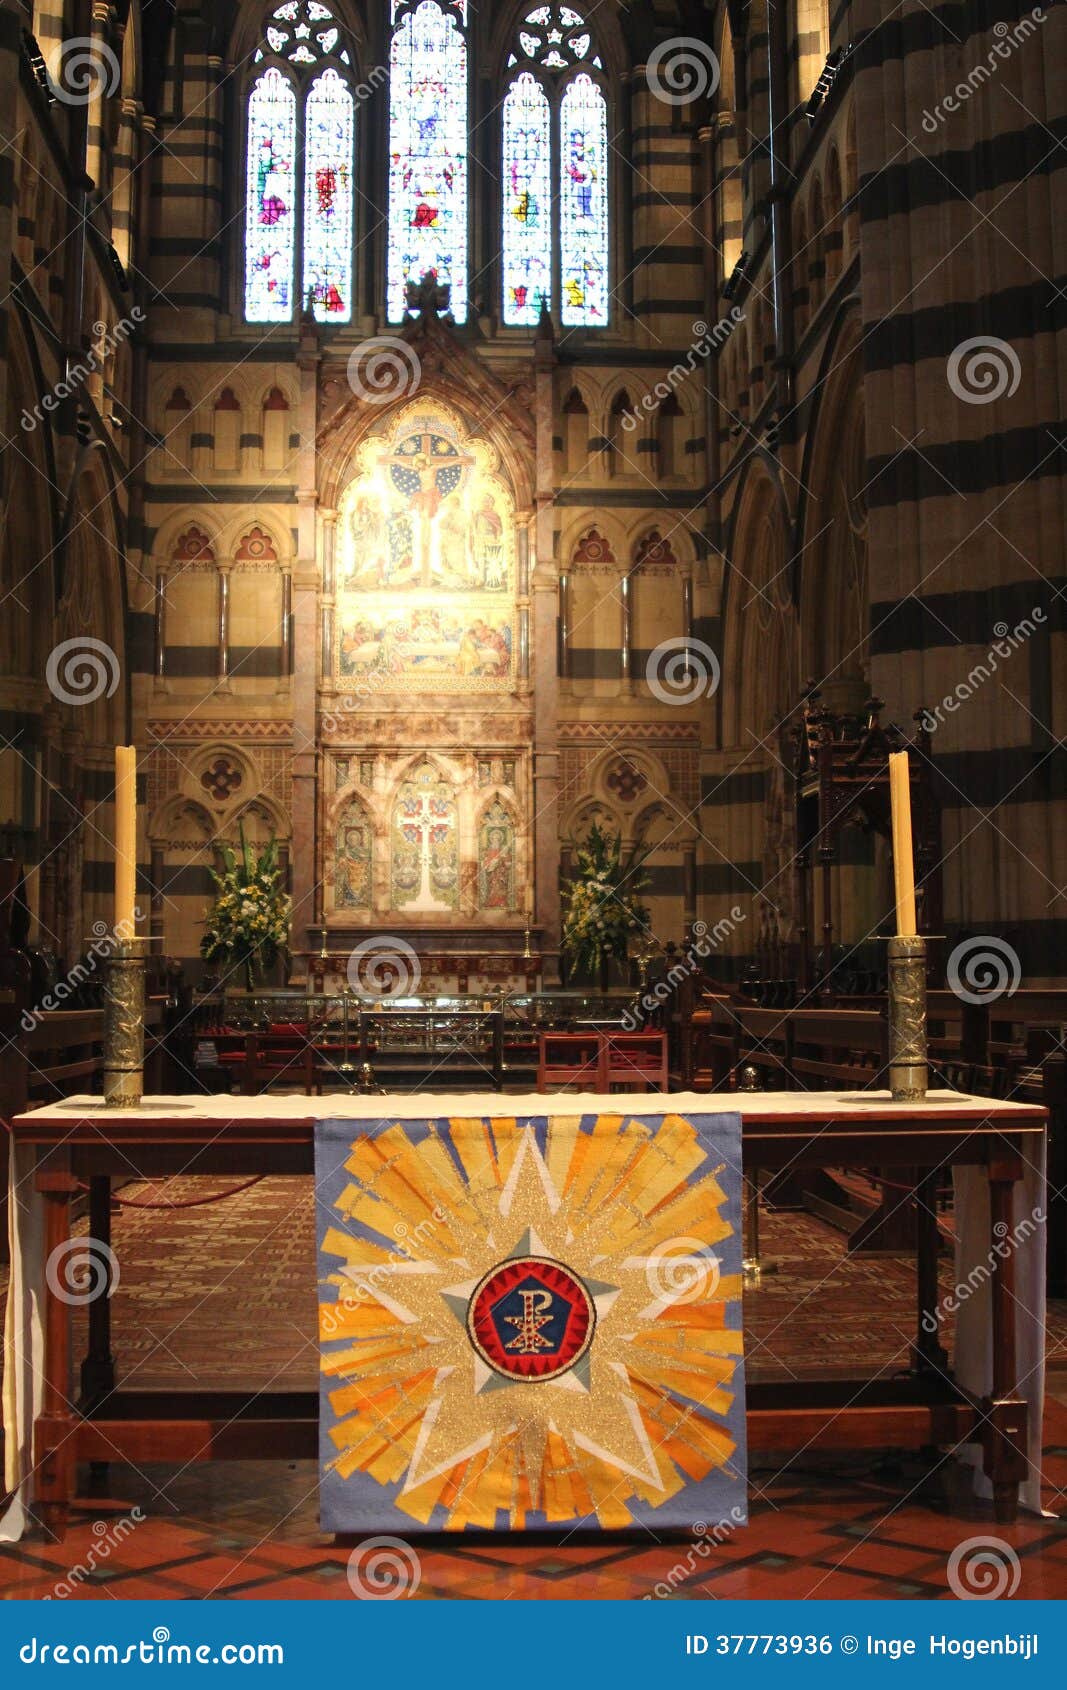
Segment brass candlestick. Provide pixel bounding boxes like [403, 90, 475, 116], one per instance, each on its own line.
[887, 933, 928, 1101]
[103, 940, 147, 1107]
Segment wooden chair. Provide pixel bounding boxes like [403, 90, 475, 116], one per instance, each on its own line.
[599, 1030, 669, 1093]
[536, 1031, 602, 1093]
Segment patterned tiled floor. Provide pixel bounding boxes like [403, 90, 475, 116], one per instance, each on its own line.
[2, 1174, 1065, 1599]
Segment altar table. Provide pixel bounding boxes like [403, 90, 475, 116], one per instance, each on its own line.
[1, 1088, 1047, 1540]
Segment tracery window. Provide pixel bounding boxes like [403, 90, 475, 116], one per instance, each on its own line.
[245, 2, 355, 324]
[386, 0, 469, 325]
[502, 5, 609, 328]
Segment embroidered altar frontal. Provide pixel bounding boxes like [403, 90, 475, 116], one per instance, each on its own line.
[315, 1110, 747, 1533]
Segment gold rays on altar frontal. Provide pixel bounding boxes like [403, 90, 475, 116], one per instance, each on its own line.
[318, 1114, 743, 1529]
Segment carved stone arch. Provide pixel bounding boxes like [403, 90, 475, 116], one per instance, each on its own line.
[824, 147, 843, 286]
[152, 509, 223, 567]
[808, 174, 825, 313]
[317, 362, 535, 514]
[329, 788, 374, 913]
[793, 199, 810, 337]
[327, 775, 382, 831]
[224, 793, 291, 845]
[146, 794, 217, 962]
[233, 521, 284, 567]
[148, 794, 217, 850]
[721, 456, 797, 750]
[560, 378, 595, 477]
[843, 102, 859, 255]
[475, 790, 520, 914]
[630, 523, 690, 659]
[388, 753, 461, 916]
[560, 519, 621, 676]
[561, 797, 622, 847]
[563, 515, 622, 569]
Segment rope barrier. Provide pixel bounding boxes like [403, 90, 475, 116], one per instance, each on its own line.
[76, 1175, 265, 1210]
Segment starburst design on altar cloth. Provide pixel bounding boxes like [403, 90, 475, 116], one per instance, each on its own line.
[317, 1112, 744, 1529]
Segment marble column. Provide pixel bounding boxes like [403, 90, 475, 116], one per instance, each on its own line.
[149, 845, 164, 954]
[216, 566, 231, 690]
[532, 307, 561, 979]
[289, 313, 322, 961]
[153, 568, 167, 684]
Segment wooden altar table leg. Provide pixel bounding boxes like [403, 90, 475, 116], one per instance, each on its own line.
[914, 1169, 948, 1375]
[81, 1175, 116, 1497]
[35, 1170, 80, 1540]
[983, 1149, 1028, 1524]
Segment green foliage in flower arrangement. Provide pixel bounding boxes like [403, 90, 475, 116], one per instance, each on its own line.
[200, 825, 292, 992]
[560, 823, 651, 978]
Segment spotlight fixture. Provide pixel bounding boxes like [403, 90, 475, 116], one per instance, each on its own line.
[20, 31, 54, 103]
[806, 44, 853, 124]
[722, 251, 750, 301]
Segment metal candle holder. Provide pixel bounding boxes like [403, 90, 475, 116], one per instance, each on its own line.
[887, 933, 928, 1101]
[102, 940, 147, 1108]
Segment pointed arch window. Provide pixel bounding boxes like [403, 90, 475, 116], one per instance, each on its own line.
[386, 1, 469, 325]
[502, 6, 609, 328]
[245, 2, 356, 324]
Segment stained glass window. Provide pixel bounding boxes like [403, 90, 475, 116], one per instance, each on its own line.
[303, 68, 354, 320]
[244, 3, 355, 325]
[245, 67, 297, 323]
[501, 7, 609, 330]
[502, 73, 551, 326]
[387, 1, 468, 325]
[559, 73, 608, 327]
